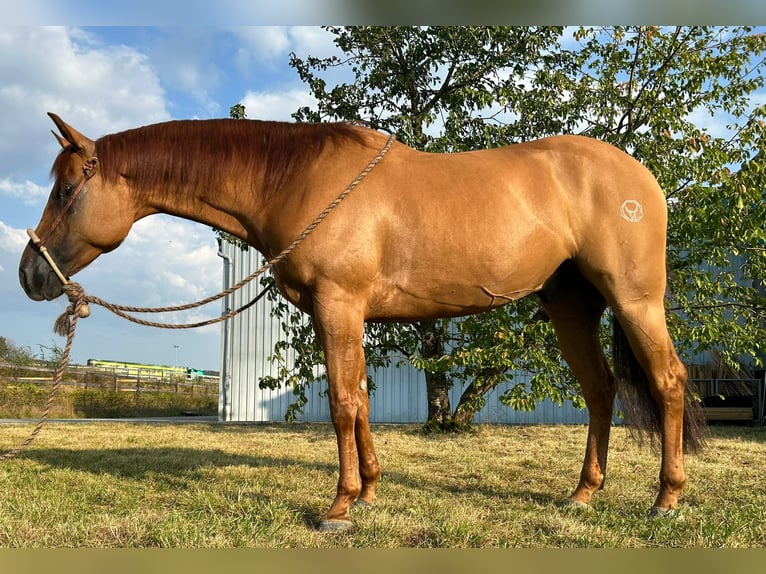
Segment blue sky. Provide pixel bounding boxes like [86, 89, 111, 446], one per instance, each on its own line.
[0, 26, 339, 371]
[1, 21, 765, 373]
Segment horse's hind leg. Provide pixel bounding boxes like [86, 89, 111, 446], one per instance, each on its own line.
[539, 265, 615, 508]
[580, 255, 700, 513]
[610, 300, 690, 513]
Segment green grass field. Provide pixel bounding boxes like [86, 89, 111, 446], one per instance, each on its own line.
[0, 422, 763, 547]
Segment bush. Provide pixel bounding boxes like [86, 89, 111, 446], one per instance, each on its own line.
[0, 382, 218, 419]
[0, 383, 53, 418]
[71, 389, 217, 418]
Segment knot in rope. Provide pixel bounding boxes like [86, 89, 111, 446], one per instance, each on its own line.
[54, 282, 91, 337]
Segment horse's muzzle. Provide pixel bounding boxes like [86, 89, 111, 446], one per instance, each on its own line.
[18, 243, 65, 301]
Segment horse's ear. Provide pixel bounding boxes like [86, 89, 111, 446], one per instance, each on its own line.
[47, 112, 95, 155]
[51, 129, 70, 149]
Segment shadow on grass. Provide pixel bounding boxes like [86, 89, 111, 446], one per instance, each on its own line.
[702, 423, 766, 442]
[19, 446, 332, 479]
[17, 445, 337, 529]
[16, 438, 563, 529]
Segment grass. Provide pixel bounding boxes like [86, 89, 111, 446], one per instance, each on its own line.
[0, 422, 764, 547]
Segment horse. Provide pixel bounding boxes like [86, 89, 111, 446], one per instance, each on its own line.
[19, 113, 705, 531]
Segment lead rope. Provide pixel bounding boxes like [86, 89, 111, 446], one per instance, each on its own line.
[0, 311, 79, 461]
[1, 133, 395, 460]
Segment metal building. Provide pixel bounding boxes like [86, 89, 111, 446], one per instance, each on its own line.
[218, 239, 592, 424]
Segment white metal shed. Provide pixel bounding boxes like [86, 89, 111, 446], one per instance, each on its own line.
[218, 239, 591, 425]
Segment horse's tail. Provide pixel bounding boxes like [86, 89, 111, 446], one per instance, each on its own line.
[612, 318, 706, 453]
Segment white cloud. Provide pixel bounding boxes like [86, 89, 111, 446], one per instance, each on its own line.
[229, 26, 338, 72]
[0, 178, 49, 206]
[0, 221, 28, 290]
[241, 88, 315, 121]
[289, 27, 337, 59]
[146, 29, 223, 116]
[76, 215, 222, 315]
[0, 221, 28, 255]
[0, 214, 221, 315]
[0, 27, 169, 184]
[230, 27, 291, 74]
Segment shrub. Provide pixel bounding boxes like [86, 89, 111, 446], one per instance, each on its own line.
[71, 389, 217, 418]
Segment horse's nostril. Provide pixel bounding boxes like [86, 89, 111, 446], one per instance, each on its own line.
[18, 266, 43, 301]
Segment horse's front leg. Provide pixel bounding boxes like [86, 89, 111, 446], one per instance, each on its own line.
[355, 374, 380, 506]
[312, 298, 380, 531]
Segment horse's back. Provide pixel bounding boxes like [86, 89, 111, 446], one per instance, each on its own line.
[349, 135, 665, 319]
[385, 133, 666, 227]
[384, 133, 668, 270]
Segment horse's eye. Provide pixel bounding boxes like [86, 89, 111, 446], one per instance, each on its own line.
[62, 183, 75, 197]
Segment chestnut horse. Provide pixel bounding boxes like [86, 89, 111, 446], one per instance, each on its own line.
[20, 114, 704, 531]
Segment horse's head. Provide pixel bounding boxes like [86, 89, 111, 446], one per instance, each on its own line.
[19, 113, 135, 301]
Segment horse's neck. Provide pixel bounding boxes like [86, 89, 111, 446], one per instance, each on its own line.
[139, 176, 256, 245]
[133, 124, 382, 256]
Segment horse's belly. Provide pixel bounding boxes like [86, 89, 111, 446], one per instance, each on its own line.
[363, 177, 575, 321]
[367, 250, 565, 321]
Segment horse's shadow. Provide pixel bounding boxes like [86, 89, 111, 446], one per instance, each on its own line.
[21, 446, 329, 477]
[17, 445, 337, 528]
[17, 441, 561, 529]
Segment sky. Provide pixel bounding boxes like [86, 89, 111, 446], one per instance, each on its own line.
[1, 7, 765, 373]
[0, 26, 342, 371]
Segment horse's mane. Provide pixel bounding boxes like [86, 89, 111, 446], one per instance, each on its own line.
[93, 119, 367, 206]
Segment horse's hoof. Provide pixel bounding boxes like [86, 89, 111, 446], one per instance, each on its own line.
[317, 519, 353, 532]
[353, 498, 373, 508]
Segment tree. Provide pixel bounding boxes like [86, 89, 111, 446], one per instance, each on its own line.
[290, 26, 573, 428]
[238, 26, 766, 427]
[556, 27, 766, 372]
[0, 336, 39, 366]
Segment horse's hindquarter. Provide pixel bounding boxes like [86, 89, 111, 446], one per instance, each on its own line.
[363, 140, 590, 320]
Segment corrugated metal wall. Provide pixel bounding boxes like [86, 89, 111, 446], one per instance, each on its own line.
[218, 240, 592, 425]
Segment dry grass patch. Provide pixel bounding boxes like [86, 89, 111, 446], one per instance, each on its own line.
[0, 421, 764, 547]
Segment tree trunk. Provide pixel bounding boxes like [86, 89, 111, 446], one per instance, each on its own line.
[453, 368, 506, 427]
[417, 320, 453, 424]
